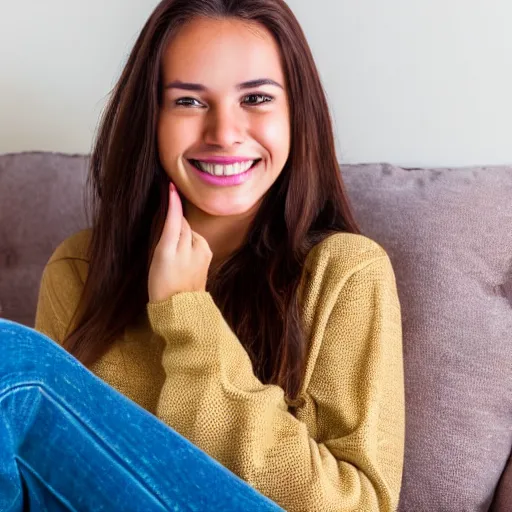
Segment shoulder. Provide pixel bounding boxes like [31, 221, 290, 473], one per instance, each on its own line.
[305, 232, 391, 279]
[42, 229, 92, 288]
[47, 229, 92, 265]
[36, 229, 92, 341]
[301, 233, 401, 335]
[302, 232, 398, 307]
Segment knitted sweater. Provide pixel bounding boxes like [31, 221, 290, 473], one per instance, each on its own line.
[35, 229, 405, 512]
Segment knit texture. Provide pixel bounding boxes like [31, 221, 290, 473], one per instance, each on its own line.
[35, 229, 404, 512]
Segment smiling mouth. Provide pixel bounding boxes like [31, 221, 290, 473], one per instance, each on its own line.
[188, 159, 262, 177]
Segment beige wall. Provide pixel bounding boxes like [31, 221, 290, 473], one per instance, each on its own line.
[1, 0, 511, 167]
[0, 0, 160, 156]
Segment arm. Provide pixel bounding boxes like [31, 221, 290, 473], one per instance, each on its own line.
[148, 254, 404, 512]
[35, 256, 87, 344]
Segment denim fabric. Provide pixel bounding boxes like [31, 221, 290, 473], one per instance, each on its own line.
[0, 319, 283, 512]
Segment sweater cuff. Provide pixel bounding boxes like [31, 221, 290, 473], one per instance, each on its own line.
[147, 291, 223, 343]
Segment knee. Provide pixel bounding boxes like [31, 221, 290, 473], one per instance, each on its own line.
[0, 319, 68, 380]
[0, 319, 53, 351]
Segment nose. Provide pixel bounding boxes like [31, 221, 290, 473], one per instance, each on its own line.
[203, 104, 244, 148]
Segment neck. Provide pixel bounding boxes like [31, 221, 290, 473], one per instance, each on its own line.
[184, 202, 258, 270]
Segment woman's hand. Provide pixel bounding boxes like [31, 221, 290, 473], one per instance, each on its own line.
[148, 182, 213, 303]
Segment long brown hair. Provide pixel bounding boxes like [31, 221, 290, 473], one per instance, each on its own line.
[63, 0, 360, 401]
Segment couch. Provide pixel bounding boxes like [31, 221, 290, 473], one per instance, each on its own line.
[1, 151, 511, 511]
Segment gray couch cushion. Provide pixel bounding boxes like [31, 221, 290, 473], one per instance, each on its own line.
[0, 152, 88, 325]
[342, 164, 512, 511]
[0, 152, 511, 510]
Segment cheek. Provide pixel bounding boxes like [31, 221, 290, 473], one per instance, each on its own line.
[157, 118, 183, 181]
[158, 115, 196, 160]
[255, 113, 290, 163]
[157, 117, 173, 162]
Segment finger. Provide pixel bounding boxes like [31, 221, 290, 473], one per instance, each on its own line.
[178, 215, 193, 251]
[159, 183, 183, 251]
[191, 230, 212, 255]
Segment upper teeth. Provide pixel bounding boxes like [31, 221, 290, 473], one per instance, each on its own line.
[195, 160, 255, 176]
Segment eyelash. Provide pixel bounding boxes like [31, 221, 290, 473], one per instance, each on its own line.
[175, 94, 274, 108]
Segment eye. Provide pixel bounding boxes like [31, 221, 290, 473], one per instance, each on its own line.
[243, 94, 274, 106]
[175, 97, 204, 108]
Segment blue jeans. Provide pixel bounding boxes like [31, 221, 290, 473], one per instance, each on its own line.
[0, 319, 283, 511]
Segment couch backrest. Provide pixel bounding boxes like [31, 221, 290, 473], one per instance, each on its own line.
[0, 152, 88, 325]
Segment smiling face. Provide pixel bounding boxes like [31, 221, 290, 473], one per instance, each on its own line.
[158, 16, 291, 218]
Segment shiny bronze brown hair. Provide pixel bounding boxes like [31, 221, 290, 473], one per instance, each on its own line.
[63, 0, 360, 401]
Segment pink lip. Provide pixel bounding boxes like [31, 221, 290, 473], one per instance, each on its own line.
[187, 159, 260, 187]
[189, 156, 259, 165]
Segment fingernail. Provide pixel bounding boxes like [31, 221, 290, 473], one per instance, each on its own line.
[170, 182, 175, 194]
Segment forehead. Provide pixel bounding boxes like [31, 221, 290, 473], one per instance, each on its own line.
[161, 17, 285, 85]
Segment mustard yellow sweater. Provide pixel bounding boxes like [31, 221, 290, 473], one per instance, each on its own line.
[35, 229, 404, 512]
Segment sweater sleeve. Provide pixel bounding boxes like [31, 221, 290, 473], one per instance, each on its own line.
[35, 258, 86, 344]
[147, 255, 404, 512]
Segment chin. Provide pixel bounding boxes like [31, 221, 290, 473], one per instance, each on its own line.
[198, 199, 260, 218]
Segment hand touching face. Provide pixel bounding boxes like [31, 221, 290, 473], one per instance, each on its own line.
[148, 182, 213, 303]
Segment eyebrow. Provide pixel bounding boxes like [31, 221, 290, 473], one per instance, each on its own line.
[164, 78, 284, 92]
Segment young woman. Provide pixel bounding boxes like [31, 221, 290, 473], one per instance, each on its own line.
[1, 0, 405, 510]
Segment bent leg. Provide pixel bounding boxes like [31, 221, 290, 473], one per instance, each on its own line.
[0, 320, 283, 511]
